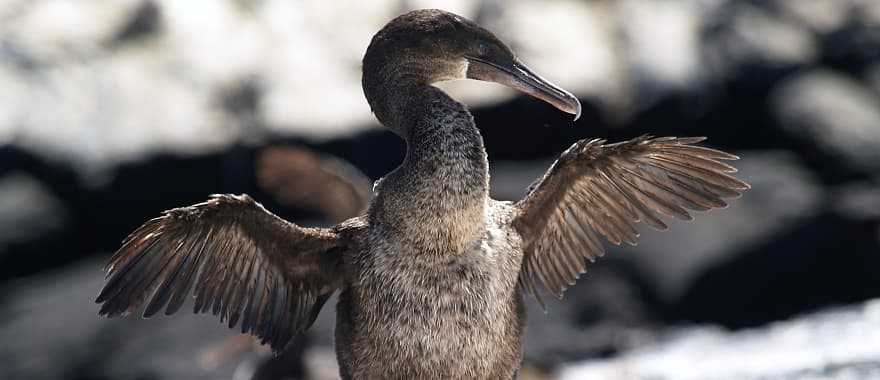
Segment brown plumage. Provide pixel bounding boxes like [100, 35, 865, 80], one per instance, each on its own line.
[96, 194, 343, 351]
[96, 9, 748, 379]
[513, 136, 748, 300]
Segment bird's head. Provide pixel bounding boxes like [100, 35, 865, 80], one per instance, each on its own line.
[363, 9, 581, 121]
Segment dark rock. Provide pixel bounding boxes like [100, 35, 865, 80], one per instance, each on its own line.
[522, 261, 662, 368]
[112, 1, 161, 44]
[833, 180, 880, 220]
[0, 40, 39, 71]
[0, 259, 247, 380]
[677, 210, 880, 328]
[0, 172, 67, 247]
[767, 0, 851, 34]
[820, 13, 880, 75]
[219, 78, 262, 120]
[0, 149, 76, 281]
[701, 1, 818, 85]
[870, 64, 880, 95]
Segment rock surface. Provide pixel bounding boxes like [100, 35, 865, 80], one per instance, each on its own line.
[559, 299, 880, 380]
[771, 70, 880, 174]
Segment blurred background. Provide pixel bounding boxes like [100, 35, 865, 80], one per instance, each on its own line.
[1, 0, 879, 379]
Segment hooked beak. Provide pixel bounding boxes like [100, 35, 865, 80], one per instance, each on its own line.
[466, 57, 581, 121]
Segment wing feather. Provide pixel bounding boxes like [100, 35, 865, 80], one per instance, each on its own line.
[513, 136, 748, 298]
[96, 194, 349, 352]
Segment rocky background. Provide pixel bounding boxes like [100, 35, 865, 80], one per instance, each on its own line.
[1, 0, 879, 379]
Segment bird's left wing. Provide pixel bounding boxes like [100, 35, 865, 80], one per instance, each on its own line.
[96, 194, 350, 352]
[511, 136, 749, 299]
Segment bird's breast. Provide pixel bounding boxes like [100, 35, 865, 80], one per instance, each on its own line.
[337, 208, 524, 378]
[369, 163, 489, 254]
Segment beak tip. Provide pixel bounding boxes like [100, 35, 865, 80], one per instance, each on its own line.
[568, 96, 582, 122]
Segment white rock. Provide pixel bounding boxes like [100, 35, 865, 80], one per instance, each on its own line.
[559, 299, 880, 380]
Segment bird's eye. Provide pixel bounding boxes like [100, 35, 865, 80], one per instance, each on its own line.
[477, 42, 488, 56]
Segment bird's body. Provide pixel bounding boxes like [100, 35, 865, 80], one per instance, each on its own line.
[97, 9, 749, 379]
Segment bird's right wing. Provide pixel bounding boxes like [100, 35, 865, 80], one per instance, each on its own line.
[96, 194, 350, 352]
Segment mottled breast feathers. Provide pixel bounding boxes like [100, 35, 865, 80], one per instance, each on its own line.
[512, 135, 749, 299]
[95, 194, 347, 352]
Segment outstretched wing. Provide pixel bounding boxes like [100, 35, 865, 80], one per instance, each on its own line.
[96, 194, 346, 352]
[512, 136, 749, 299]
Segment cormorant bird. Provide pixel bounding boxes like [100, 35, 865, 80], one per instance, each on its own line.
[97, 9, 748, 379]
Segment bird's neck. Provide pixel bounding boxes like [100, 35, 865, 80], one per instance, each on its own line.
[368, 82, 490, 255]
[400, 84, 489, 198]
